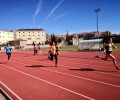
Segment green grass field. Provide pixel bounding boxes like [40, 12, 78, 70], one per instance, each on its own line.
[39, 46, 78, 51]
[113, 43, 120, 52]
[27, 43, 120, 52]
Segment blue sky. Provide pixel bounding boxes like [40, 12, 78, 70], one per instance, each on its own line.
[0, 0, 120, 35]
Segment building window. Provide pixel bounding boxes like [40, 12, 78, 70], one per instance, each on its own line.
[28, 38, 31, 40]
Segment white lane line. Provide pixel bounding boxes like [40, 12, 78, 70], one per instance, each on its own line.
[11, 54, 120, 70]
[1, 64, 94, 100]
[58, 65, 120, 77]
[39, 67, 120, 88]
[3, 56, 120, 77]
[59, 57, 120, 69]
[1, 54, 120, 69]
[59, 53, 120, 65]
[1, 58, 120, 88]
[0, 81, 22, 100]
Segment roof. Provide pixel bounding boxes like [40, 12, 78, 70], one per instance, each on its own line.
[17, 28, 44, 31]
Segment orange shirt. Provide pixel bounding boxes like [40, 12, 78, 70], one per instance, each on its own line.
[50, 45, 56, 54]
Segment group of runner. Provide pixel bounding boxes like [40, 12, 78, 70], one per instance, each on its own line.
[4, 37, 120, 70]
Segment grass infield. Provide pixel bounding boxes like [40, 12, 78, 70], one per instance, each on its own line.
[27, 43, 120, 52]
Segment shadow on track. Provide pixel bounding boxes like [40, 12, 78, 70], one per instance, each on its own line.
[25, 65, 55, 68]
[69, 68, 117, 72]
[0, 62, 7, 64]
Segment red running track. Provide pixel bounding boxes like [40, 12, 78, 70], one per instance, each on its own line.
[0, 50, 120, 100]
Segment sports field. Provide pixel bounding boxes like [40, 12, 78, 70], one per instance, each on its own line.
[0, 50, 120, 100]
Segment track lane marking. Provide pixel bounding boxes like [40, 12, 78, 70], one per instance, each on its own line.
[1, 64, 94, 100]
[1, 56, 120, 77]
[0, 81, 22, 100]
[1, 58, 120, 88]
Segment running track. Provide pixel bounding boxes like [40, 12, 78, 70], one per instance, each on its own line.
[0, 50, 120, 100]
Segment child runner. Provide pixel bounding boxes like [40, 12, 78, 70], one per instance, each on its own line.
[33, 43, 38, 55]
[48, 42, 59, 67]
[38, 43, 41, 54]
[56, 44, 60, 55]
[95, 38, 120, 70]
[4, 43, 12, 61]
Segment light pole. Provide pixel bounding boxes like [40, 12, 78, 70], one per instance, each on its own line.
[94, 8, 100, 39]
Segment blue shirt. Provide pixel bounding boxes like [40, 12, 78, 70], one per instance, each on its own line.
[5, 46, 12, 53]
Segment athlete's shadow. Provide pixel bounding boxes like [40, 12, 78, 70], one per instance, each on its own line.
[69, 68, 117, 72]
[25, 65, 54, 68]
[0, 62, 7, 64]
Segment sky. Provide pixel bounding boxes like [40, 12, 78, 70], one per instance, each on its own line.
[0, 0, 120, 35]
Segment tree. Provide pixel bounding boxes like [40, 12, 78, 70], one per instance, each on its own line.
[50, 33, 57, 44]
[83, 33, 92, 40]
[58, 38, 62, 43]
[66, 32, 70, 42]
[66, 32, 72, 45]
[101, 31, 112, 43]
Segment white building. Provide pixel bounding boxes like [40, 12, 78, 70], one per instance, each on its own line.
[0, 30, 14, 44]
[14, 29, 46, 45]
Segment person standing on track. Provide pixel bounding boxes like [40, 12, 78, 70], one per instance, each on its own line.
[33, 43, 38, 55]
[48, 42, 59, 67]
[95, 37, 120, 70]
[38, 43, 41, 54]
[4, 42, 12, 61]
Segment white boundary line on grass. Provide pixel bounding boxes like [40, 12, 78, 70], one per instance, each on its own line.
[1, 64, 94, 100]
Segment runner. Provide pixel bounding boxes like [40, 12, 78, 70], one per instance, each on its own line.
[48, 42, 59, 67]
[95, 38, 120, 70]
[4, 42, 12, 61]
[37, 43, 41, 54]
[33, 43, 38, 55]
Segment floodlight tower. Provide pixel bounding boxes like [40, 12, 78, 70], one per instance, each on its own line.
[94, 8, 100, 39]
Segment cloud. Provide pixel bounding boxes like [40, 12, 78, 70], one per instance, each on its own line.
[54, 11, 71, 20]
[33, 0, 43, 23]
[45, 0, 64, 21]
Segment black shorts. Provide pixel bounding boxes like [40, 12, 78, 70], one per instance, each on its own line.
[56, 50, 59, 52]
[106, 51, 112, 54]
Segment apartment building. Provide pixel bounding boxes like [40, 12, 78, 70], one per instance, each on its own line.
[15, 28, 46, 45]
[0, 30, 14, 44]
